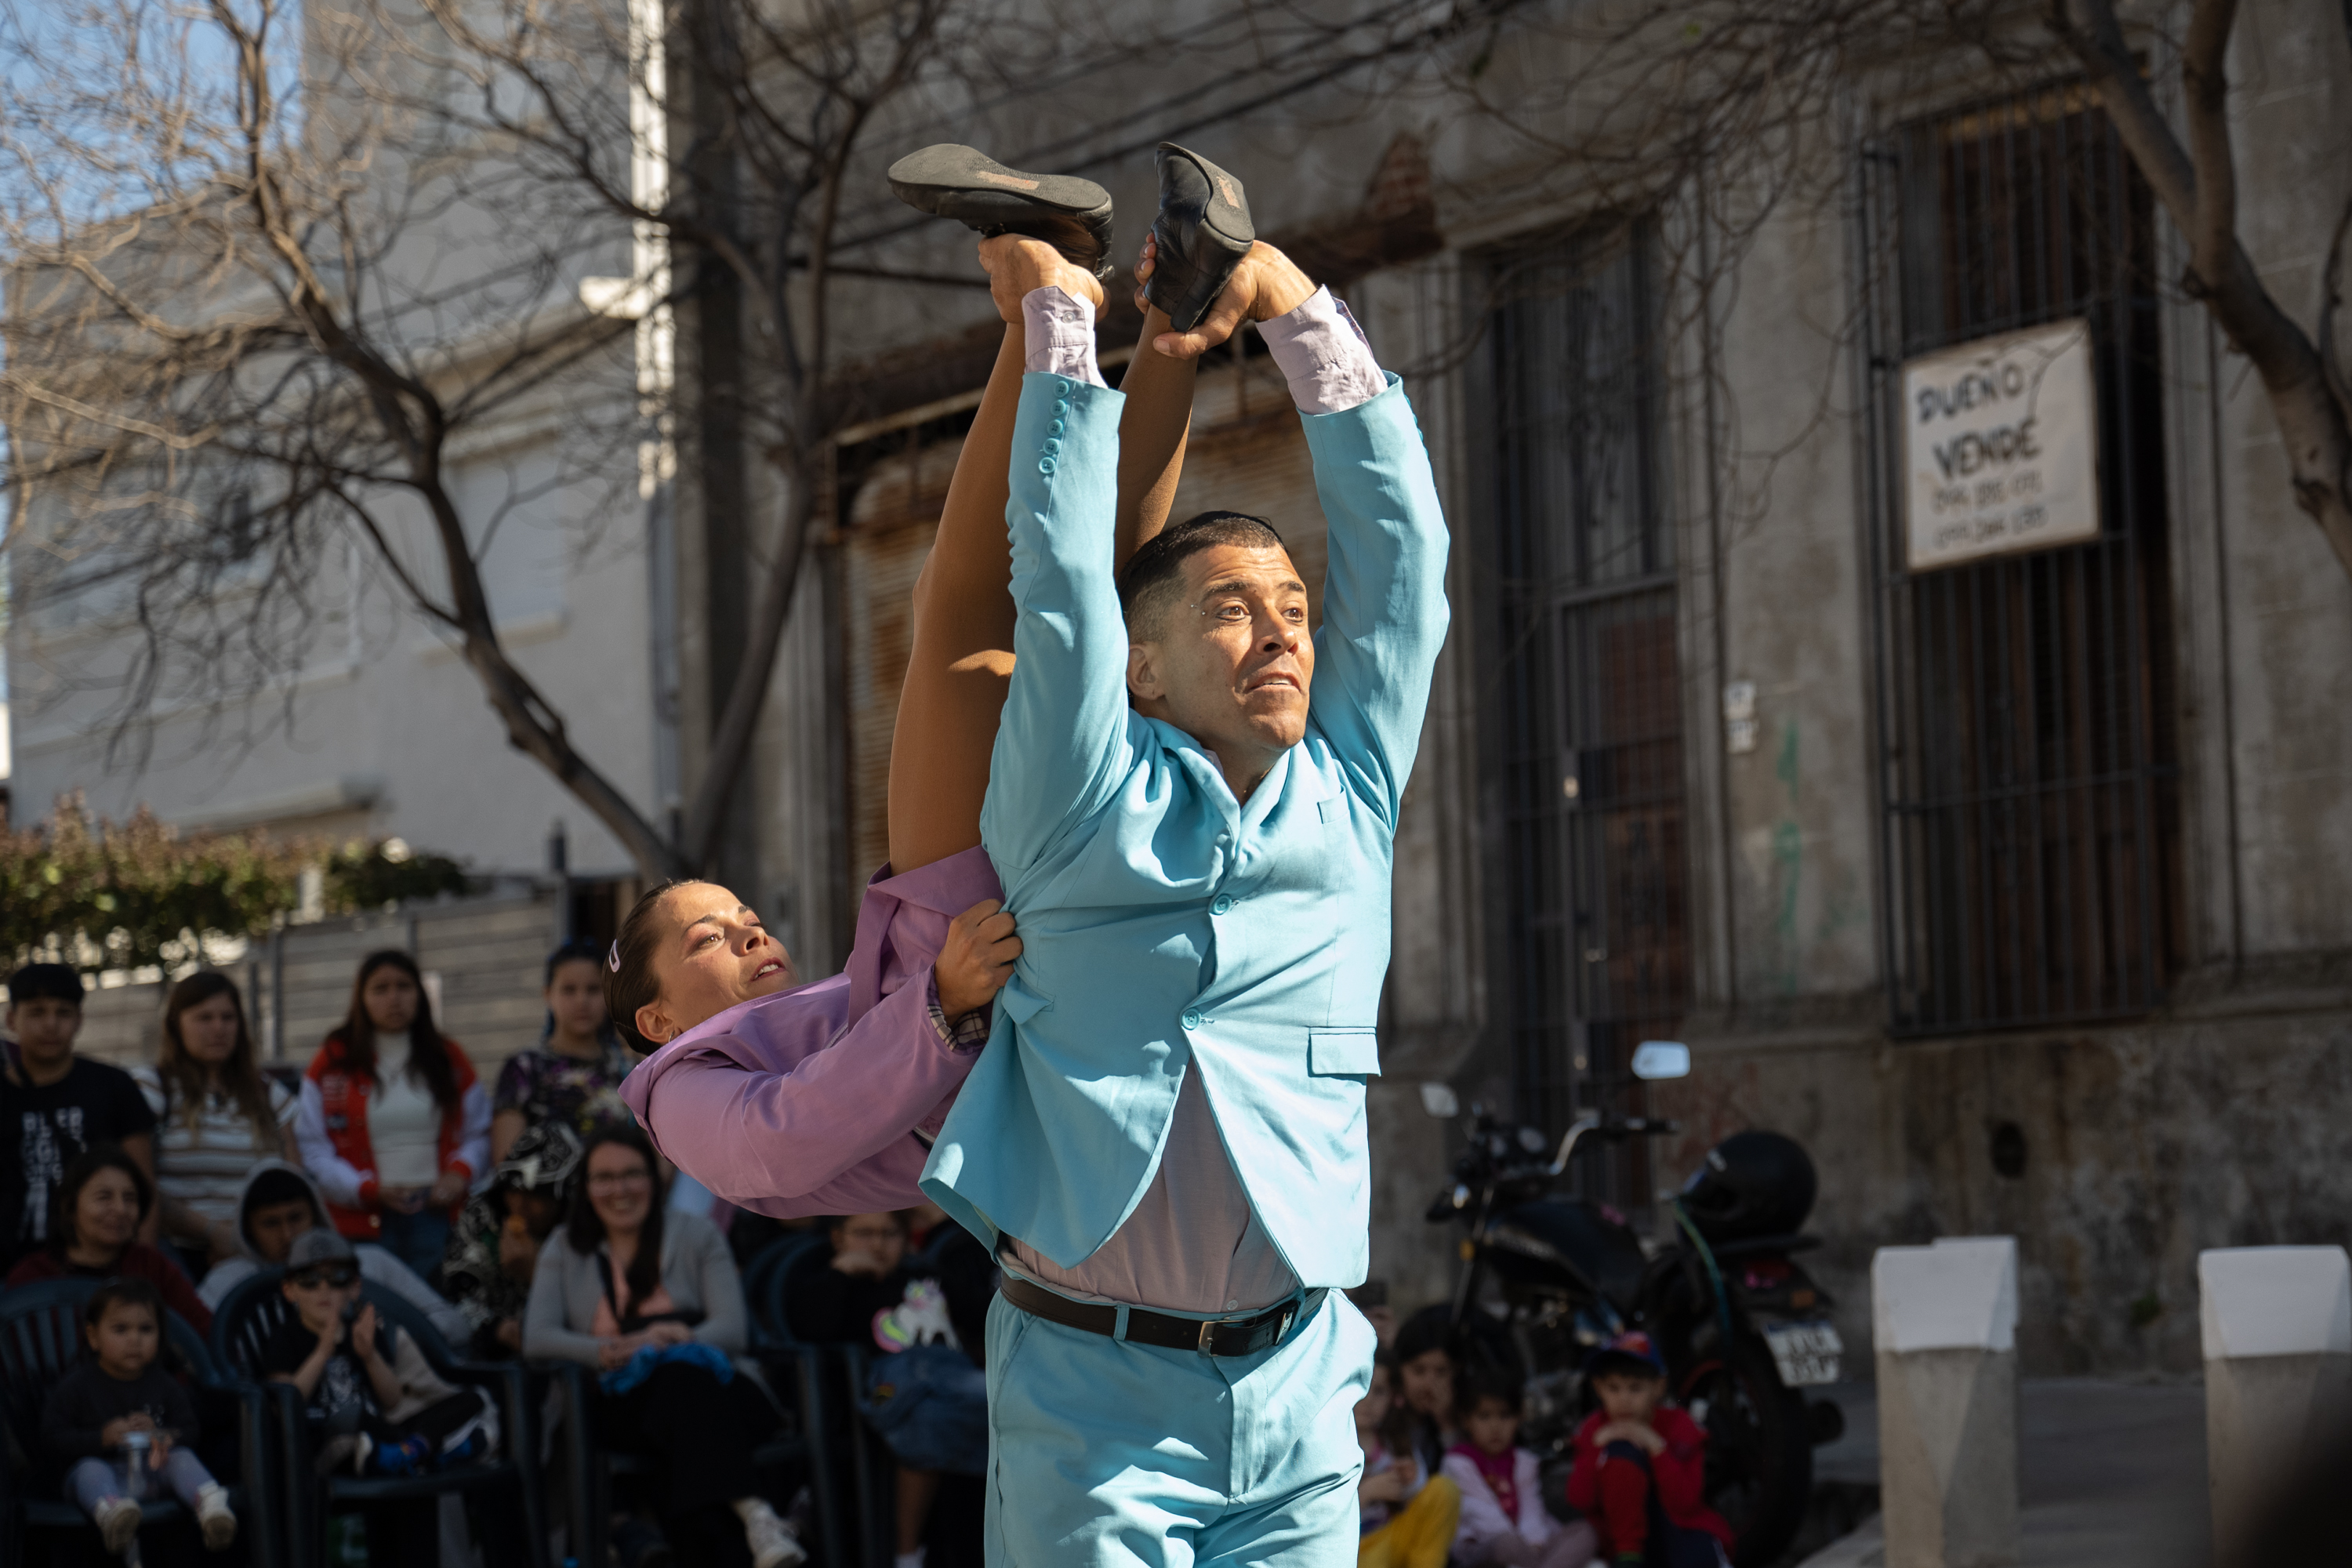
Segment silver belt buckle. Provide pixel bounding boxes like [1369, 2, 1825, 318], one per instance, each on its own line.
[1196, 1317, 1224, 1355]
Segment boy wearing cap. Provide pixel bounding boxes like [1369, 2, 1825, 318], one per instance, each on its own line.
[1563, 1333, 1733, 1568]
[2, 964, 157, 1270]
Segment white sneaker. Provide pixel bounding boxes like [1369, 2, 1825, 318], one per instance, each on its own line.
[195, 1482, 238, 1551]
[740, 1499, 807, 1568]
[95, 1495, 142, 1555]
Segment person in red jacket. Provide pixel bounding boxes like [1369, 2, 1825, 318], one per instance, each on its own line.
[1564, 1332, 1734, 1568]
[295, 950, 490, 1280]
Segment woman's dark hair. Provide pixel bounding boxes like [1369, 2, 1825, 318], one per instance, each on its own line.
[85, 1276, 163, 1330]
[51, 1142, 154, 1259]
[546, 938, 606, 989]
[332, 949, 459, 1111]
[604, 880, 702, 1054]
[564, 1126, 666, 1311]
[155, 971, 277, 1147]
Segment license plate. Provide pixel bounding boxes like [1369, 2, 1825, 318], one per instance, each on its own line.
[1762, 1320, 1843, 1386]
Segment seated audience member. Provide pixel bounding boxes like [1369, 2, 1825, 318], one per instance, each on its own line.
[198, 1160, 470, 1345]
[133, 971, 298, 1277]
[41, 1278, 239, 1553]
[6, 1142, 212, 1334]
[296, 949, 491, 1280]
[1445, 1370, 1598, 1568]
[490, 942, 637, 1165]
[261, 1230, 499, 1568]
[442, 1121, 582, 1357]
[787, 1211, 990, 1568]
[1564, 1334, 1733, 1568]
[2, 964, 157, 1272]
[1356, 1351, 1459, 1568]
[524, 1127, 803, 1568]
[1392, 1306, 1463, 1485]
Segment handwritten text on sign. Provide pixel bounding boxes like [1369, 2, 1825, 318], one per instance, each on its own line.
[1902, 320, 2100, 571]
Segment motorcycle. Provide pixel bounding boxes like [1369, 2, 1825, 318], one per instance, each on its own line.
[1419, 1043, 1843, 1567]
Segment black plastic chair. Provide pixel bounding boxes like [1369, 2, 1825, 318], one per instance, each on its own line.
[548, 1232, 812, 1568]
[0, 1274, 282, 1568]
[209, 1268, 550, 1568]
[763, 1238, 922, 1568]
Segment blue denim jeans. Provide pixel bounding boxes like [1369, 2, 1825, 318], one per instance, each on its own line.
[376, 1207, 452, 1283]
[67, 1449, 215, 1512]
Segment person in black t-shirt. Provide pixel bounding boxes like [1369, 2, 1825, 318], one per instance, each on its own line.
[4, 964, 157, 1269]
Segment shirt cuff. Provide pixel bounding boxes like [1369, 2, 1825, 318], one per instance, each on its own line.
[927, 977, 993, 1054]
[1022, 285, 1109, 389]
[1258, 286, 1387, 415]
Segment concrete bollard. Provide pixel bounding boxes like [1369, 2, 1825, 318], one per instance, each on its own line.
[1871, 1236, 2020, 1568]
[2200, 1246, 2352, 1566]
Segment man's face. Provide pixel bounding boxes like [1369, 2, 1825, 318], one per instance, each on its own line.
[249, 1198, 321, 1265]
[1127, 544, 1314, 775]
[7, 998, 82, 1068]
[832, 1213, 906, 1274]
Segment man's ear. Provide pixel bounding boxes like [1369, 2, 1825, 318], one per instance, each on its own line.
[1127, 637, 1166, 703]
[635, 1001, 679, 1047]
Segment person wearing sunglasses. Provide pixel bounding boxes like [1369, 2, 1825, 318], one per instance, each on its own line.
[260, 1230, 497, 1566]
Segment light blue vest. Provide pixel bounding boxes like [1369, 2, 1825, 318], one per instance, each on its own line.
[920, 370, 1450, 1289]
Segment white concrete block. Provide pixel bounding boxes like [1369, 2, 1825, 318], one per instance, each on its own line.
[1873, 1238, 2020, 1568]
[2198, 1246, 2352, 1359]
[2201, 1246, 2352, 1568]
[1873, 1237, 2018, 1354]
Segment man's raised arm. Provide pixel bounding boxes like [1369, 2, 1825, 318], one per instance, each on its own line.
[976, 239, 1137, 874]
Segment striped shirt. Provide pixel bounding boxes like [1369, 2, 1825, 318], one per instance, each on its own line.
[131, 1067, 296, 1232]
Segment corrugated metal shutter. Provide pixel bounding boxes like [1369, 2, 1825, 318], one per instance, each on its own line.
[837, 360, 1325, 888]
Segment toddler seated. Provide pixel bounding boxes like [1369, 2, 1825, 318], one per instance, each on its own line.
[1443, 1371, 1599, 1568]
[40, 1278, 238, 1554]
[1356, 1351, 1460, 1568]
[1563, 1333, 1733, 1568]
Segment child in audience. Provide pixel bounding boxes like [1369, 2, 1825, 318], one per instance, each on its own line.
[787, 1211, 989, 1568]
[1443, 1370, 1598, 1568]
[1356, 1352, 1459, 1568]
[41, 1278, 238, 1553]
[260, 1229, 496, 1477]
[1391, 1306, 1462, 1488]
[1563, 1333, 1732, 1568]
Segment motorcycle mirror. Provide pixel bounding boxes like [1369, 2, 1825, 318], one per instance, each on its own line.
[1631, 1040, 1692, 1080]
[1418, 1082, 1461, 1119]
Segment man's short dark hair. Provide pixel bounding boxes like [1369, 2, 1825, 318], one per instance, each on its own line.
[7, 964, 85, 1007]
[1116, 510, 1287, 633]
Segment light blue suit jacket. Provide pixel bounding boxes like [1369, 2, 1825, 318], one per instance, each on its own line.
[920, 368, 1450, 1289]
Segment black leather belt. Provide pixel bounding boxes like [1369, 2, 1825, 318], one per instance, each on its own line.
[1000, 1273, 1323, 1356]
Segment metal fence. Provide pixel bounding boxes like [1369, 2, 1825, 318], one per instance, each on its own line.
[1862, 83, 2184, 1036]
[1476, 221, 1687, 1208]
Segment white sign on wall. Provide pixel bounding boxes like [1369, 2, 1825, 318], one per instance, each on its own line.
[1901, 319, 2100, 572]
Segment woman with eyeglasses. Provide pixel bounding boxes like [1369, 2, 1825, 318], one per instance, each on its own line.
[5, 1142, 214, 1333]
[524, 1127, 801, 1568]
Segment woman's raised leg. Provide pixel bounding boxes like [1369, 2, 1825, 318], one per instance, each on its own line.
[885, 272, 1201, 876]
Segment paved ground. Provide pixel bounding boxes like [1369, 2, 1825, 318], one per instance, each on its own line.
[1797, 1377, 2209, 1568]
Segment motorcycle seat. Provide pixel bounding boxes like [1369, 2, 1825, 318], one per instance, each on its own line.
[1698, 1232, 1820, 1261]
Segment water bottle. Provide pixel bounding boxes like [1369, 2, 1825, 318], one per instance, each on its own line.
[121, 1429, 151, 1500]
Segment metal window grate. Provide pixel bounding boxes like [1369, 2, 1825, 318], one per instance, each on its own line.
[1862, 85, 2184, 1036]
[1478, 223, 1687, 1206]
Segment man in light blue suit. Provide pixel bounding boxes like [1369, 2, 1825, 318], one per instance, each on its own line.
[920, 190, 1450, 1568]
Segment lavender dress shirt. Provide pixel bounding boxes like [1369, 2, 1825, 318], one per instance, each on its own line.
[620, 848, 1000, 1218]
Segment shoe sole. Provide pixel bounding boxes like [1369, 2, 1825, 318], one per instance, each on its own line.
[100, 1502, 142, 1554]
[1147, 143, 1256, 333]
[202, 1512, 238, 1551]
[887, 144, 1114, 274]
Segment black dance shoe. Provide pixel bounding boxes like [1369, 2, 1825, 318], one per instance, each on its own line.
[1144, 142, 1255, 333]
[887, 145, 1116, 279]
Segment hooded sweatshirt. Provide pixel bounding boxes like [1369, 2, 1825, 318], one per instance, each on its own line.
[197, 1159, 473, 1348]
